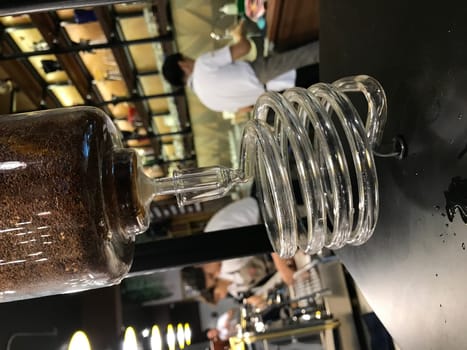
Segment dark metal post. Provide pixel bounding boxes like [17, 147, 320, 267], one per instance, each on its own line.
[129, 224, 273, 275]
[0, 34, 173, 61]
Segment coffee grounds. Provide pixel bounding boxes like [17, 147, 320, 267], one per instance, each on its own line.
[0, 109, 130, 301]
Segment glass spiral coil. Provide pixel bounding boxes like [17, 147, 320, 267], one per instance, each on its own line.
[238, 75, 392, 258]
[156, 75, 402, 259]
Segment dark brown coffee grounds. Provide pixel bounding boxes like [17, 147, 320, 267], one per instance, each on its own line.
[0, 108, 133, 301]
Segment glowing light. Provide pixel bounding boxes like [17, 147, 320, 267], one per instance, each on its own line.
[176, 323, 185, 349]
[150, 325, 162, 350]
[184, 324, 191, 346]
[166, 324, 176, 350]
[68, 330, 91, 350]
[142, 328, 150, 338]
[254, 321, 265, 333]
[123, 326, 138, 350]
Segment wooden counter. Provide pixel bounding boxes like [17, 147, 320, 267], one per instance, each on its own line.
[266, 0, 319, 51]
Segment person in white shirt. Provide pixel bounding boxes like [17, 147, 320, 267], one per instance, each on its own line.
[181, 197, 296, 306]
[162, 20, 319, 113]
[206, 308, 239, 341]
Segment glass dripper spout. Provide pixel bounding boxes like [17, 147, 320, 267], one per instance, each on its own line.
[152, 166, 249, 207]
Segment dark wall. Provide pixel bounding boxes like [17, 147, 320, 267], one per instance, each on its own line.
[0, 293, 81, 349]
[0, 286, 122, 350]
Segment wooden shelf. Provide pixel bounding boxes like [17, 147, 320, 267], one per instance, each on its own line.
[0, 2, 194, 177]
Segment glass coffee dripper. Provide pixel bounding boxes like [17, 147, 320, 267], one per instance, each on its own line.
[154, 75, 404, 258]
[0, 75, 402, 302]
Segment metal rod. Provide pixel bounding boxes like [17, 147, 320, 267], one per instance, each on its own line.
[124, 129, 192, 141]
[0, 0, 131, 16]
[157, 155, 196, 165]
[129, 224, 273, 274]
[137, 70, 161, 77]
[152, 110, 171, 116]
[94, 90, 183, 106]
[0, 34, 173, 61]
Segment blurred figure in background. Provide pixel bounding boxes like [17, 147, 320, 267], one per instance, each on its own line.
[182, 197, 296, 307]
[162, 19, 319, 113]
[206, 308, 239, 342]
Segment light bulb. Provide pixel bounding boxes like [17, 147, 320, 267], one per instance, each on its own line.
[176, 323, 185, 349]
[123, 326, 138, 350]
[184, 323, 191, 346]
[68, 330, 91, 350]
[142, 328, 150, 338]
[150, 325, 162, 350]
[166, 324, 176, 350]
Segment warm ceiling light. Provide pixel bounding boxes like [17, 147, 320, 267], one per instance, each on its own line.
[176, 323, 185, 349]
[150, 325, 162, 350]
[68, 330, 91, 350]
[123, 326, 138, 350]
[166, 324, 176, 350]
[184, 323, 191, 346]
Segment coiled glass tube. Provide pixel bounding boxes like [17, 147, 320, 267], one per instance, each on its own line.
[239, 76, 382, 257]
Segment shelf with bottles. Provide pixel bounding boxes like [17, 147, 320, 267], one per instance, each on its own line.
[3, 20, 83, 105]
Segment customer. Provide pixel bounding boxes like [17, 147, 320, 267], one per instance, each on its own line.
[206, 308, 239, 341]
[162, 19, 319, 112]
[181, 197, 296, 306]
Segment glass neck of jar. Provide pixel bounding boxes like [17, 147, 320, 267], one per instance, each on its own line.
[105, 148, 152, 238]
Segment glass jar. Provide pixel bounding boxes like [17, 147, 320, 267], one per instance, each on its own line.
[0, 106, 152, 302]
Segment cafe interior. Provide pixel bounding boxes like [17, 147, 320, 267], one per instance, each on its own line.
[1, 0, 465, 350]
